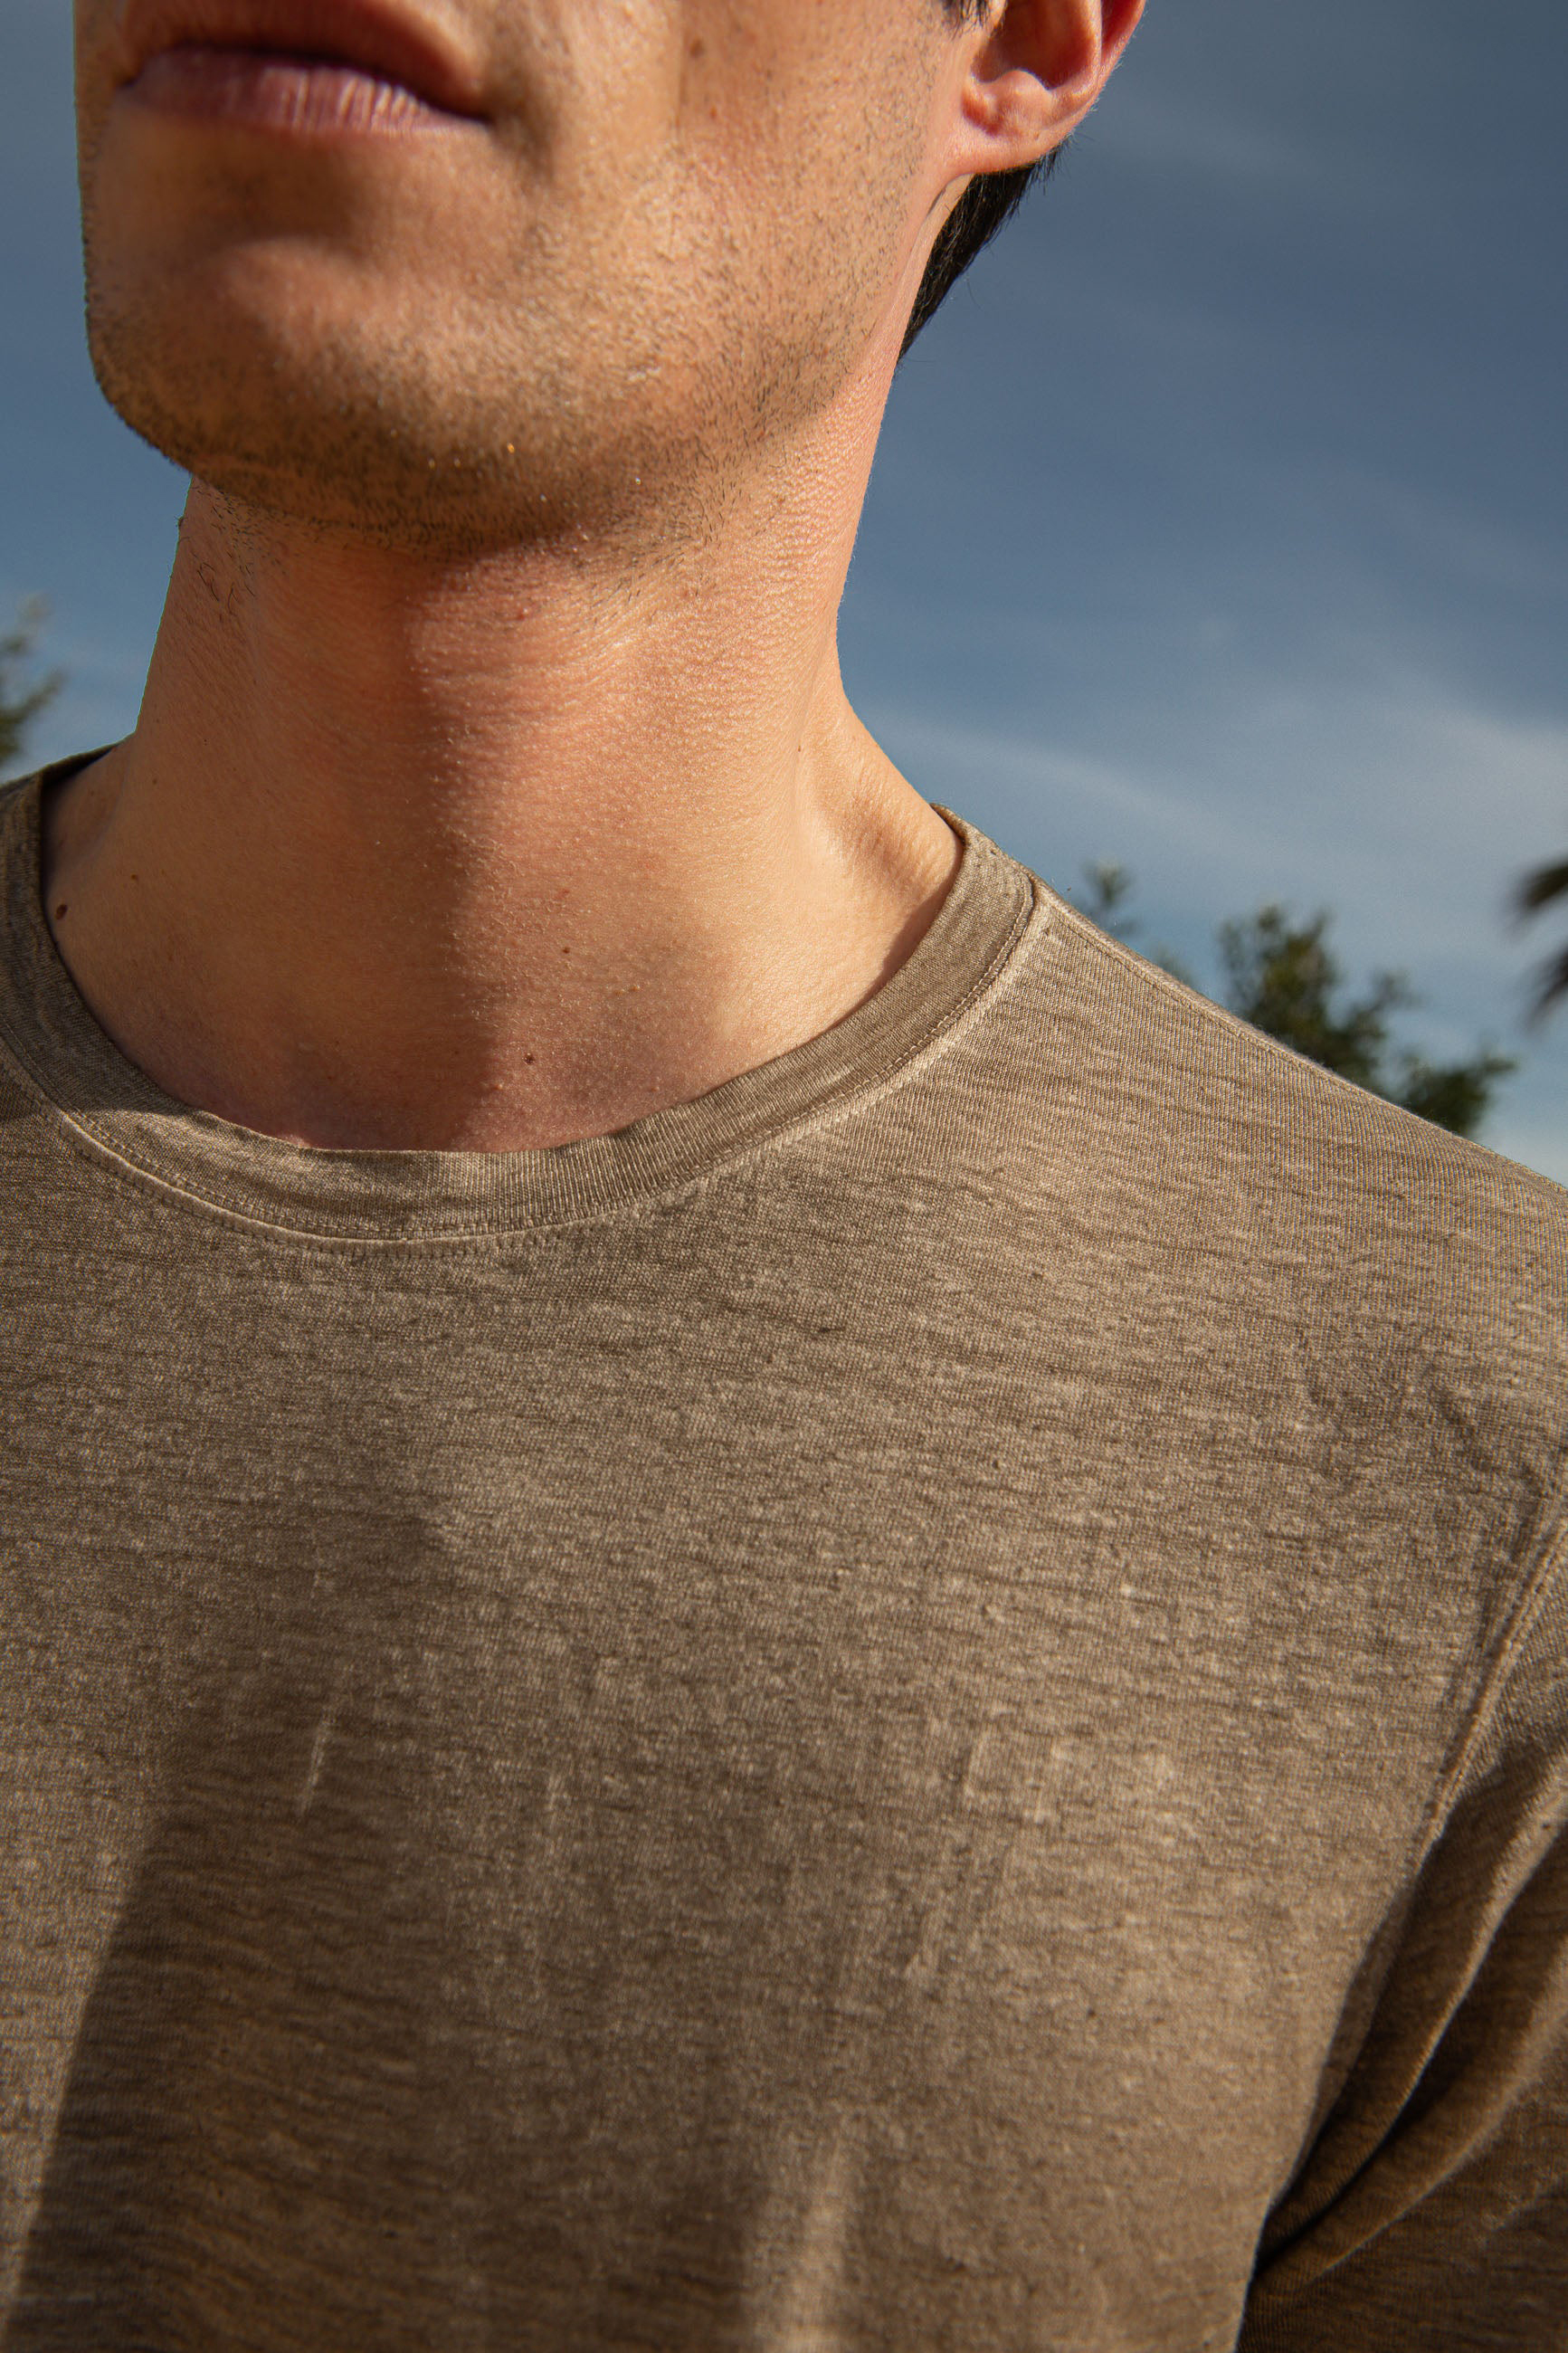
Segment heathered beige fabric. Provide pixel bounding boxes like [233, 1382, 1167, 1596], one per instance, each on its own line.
[1, 749, 1564, 2353]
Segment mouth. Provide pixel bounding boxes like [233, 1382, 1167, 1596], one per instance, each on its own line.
[114, 0, 488, 129]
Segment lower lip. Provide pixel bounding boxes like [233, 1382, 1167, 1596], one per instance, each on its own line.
[121, 44, 469, 138]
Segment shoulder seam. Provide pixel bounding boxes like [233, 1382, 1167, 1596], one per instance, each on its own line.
[1035, 879, 1560, 1180]
[1404, 1505, 1568, 1883]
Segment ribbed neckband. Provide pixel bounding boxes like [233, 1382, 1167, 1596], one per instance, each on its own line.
[0, 752, 1045, 1245]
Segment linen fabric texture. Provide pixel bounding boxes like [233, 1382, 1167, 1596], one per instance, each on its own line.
[1, 755, 1564, 2352]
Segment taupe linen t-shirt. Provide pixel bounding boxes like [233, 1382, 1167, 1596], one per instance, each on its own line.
[1, 752, 1564, 2353]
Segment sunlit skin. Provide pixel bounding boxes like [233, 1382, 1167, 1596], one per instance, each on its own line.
[50, 0, 1142, 1152]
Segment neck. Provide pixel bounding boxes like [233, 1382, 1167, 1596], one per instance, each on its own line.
[42, 456, 960, 1153]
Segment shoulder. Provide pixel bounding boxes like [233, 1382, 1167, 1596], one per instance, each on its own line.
[1013, 879, 1563, 1253]
[974, 873, 1565, 1432]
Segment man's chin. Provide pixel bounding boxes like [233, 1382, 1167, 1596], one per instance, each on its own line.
[89, 348, 543, 554]
[84, 300, 731, 565]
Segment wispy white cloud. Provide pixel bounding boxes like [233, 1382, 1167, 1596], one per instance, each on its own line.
[1084, 85, 1336, 205]
[870, 672, 1566, 938]
[1297, 462, 1568, 605]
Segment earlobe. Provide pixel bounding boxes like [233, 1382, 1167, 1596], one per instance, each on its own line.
[962, 0, 1145, 160]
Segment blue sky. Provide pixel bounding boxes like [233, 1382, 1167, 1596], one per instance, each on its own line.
[4, 0, 1565, 1181]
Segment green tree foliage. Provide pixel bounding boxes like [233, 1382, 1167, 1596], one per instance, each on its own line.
[1216, 904, 1515, 1139]
[1073, 862, 1515, 1142]
[1515, 855, 1568, 1024]
[1078, 862, 1198, 986]
[0, 599, 64, 779]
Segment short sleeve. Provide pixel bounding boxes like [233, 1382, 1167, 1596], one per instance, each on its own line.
[1238, 1528, 1568, 2352]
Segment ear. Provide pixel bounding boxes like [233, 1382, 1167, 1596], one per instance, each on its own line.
[952, 0, 1145, 177]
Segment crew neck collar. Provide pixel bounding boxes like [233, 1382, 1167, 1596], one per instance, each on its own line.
[0, 752, 1045, 1247]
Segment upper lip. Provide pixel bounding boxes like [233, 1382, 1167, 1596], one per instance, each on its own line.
[114, 0, 488, 119]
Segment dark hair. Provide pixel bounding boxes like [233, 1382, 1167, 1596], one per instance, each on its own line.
[898, 0, 1065, 366]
